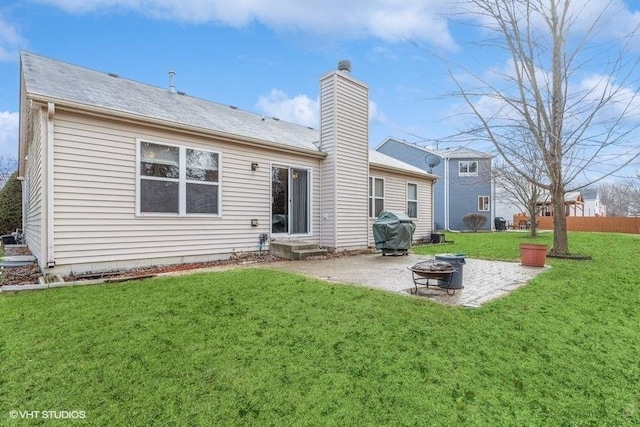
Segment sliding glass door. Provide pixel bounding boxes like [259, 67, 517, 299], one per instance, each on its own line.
[271, 166, 310, 235]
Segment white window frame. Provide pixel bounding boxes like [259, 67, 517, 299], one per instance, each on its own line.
[369, 176, 385, 218]
[459, 161, 478, 177]
[136, 139, 222, 216]
[407, 182, 418, 218]
[478, 195, 490, 212]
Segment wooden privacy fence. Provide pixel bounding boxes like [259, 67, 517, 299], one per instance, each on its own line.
[513, 214, 640, 234]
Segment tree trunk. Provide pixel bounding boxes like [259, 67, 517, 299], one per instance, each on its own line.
[550, 188, 569, 255]
[530, 216, 538, 238]
[527, 206, 538, 238]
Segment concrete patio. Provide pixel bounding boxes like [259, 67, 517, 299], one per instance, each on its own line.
[267, 253, 549, 307]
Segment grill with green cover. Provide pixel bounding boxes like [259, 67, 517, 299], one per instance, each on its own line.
[372, 211, 416, 255]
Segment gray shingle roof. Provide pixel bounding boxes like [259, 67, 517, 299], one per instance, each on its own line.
[379, 137, 493, 159]
[429, 146, 493, 159]
[369, 150, 435, 177]
[21, 51, 320, 152]
[21, 52, 433, 178]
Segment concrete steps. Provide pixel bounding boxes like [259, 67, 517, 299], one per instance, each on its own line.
[270, 241, 327, 260]
[291, 248, 328, 260]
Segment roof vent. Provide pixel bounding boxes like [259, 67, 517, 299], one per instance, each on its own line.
[107, 72, 119, 78]
[168, 70, 176, 93]
[337, 60, 351, 73]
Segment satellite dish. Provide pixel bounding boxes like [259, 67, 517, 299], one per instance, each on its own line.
[424, 154, 441, 173]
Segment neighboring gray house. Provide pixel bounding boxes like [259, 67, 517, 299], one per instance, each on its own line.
[376, 138, 494, 231]
[18, 52, 437, 275]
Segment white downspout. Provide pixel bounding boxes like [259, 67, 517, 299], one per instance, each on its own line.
[46, 102, 55, 267]
[491, 159, 496, 231]
[445, 157, 460, 233]
[431, 179, 436, 232]
[19, 174, 25, 235]
[443, 157, 448, 229]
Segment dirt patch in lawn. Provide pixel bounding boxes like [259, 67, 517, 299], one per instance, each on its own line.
[1, 246, 373, 287]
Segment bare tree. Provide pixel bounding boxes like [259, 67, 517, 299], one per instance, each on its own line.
[625, 171, 640, 216]
[494, 157, 548, 237]
[598, 181, 630, 217]
[493, 129, 549, 237]
[447, 0, 640, 255]
[0, 156, 18, 188]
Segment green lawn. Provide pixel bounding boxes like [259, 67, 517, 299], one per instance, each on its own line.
[1, 232, 639, 426]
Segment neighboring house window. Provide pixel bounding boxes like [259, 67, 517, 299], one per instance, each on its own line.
[407, 183, 418, 218]
[478, 196, 490, 211]
[369, 177, 384, 218]
[459, 161, 478, 176]
[139, 140, 220, 215]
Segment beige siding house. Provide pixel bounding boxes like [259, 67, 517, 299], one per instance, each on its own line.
[18, 52, 437, 275]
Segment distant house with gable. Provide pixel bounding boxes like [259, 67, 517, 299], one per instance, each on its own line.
[582, 187, 606, 217]
[18, 52, 437, 275]
[376, 138, 494, 231]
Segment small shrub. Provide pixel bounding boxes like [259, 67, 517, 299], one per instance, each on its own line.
[462, 213, 487, 232]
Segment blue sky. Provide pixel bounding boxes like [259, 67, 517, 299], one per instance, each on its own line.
[1, 0, 639, 181]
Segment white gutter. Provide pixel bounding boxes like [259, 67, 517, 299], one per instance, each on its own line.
[369, 162, 438, 180]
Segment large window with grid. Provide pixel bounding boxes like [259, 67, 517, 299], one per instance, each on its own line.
[138, 140, 220, 215]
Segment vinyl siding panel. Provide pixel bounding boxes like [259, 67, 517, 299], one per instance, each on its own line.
[367, 168, 433, 246]
[23, 107, 45, 264]
[377, 140, 494, 230]
[319, 71, 369, 250]
[448, 158, 493, 230]
[319, 77, 337, 247]
[376, 140, 446, 229]
[335, 77, 369, 249]
[49, 111, 321, 274]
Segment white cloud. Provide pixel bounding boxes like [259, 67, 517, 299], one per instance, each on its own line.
[568, 0, 640, 41]
[26, 0, 640, 52]
[368, 99, 387, 124]
[256, 89, 387, 129]
[256, 89, 319, 128]
[0, 16, 25, 61]
[464, 0, 640, 48]
[574, 74, 640, 124]
[34, 0, 458, 49]
[0, 111, 19, 160]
